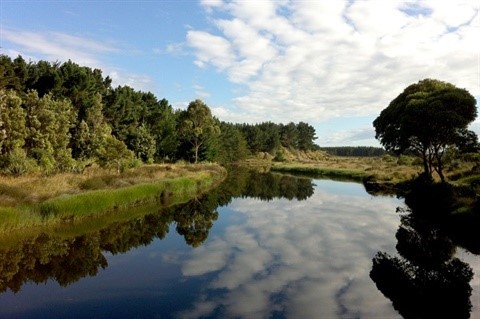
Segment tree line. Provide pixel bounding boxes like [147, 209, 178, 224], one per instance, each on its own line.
[0, 55, 317, 174]
[320, 146, 386, 157]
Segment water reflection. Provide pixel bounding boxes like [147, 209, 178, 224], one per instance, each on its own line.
[6, 169, 477, 318]
[177, 181, 401, 318]
[370, 180, 476, 319]
[0, 170, 314, 294]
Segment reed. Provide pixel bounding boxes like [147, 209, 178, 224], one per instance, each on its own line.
[37, 175, 214, 220]
[0, 165, 225, 232]
[0, 206, 43, 230]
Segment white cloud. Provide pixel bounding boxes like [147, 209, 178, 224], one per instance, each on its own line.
[193, 84, 211, 99]
[189, 0, 480, 127]
[164, 42, 187, 56]
[186, 30, 235, 70]
[1, 28, 116, 66]
[200, 0, 224, 13]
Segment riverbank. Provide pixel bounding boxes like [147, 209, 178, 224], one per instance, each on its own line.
[270, 154, 480, 195]
[0, 164, 226, 232]
[270, 157, 413, 186]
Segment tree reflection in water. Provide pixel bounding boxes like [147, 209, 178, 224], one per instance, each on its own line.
[0, 169, 314, 294]
[370, 179, 475, 319]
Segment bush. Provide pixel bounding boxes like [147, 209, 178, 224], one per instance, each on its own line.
[411, 157, 423, 166]
[382, 154, 396, 163]
[397, 155, 414, 166]
[1, 148, 38, 175]
[461, 153, 480, 162]
[274, 149, 286, 162]
[446, 160, 461, 171]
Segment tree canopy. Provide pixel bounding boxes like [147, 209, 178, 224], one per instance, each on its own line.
[177, 99, 220, 164]
[373, 79, 477, 181]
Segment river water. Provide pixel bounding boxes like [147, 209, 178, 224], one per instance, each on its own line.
[0, 170, 479, 318]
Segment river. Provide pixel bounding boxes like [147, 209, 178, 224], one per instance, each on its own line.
[0, 170, 478, 318]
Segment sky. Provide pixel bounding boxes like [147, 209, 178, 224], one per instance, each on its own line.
[1, 0, 479, 146]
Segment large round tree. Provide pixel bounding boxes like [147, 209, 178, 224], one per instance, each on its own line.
[373, 79, 477, 182]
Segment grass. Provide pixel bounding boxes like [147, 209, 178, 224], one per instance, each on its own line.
[270, 153, 480, 190]
[0, 207, 43, 230]
[270, 165, 366, 182]
[0, 163, 225, 204]
[0, 163, 226, 232]
[271, 155, 419, 183]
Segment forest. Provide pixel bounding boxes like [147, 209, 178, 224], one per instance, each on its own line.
[0, 55, 317, 174]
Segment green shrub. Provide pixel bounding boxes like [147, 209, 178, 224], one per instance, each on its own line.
[461, 153, 480, 162]
[382, 154, 396, 163]
[397, 155, 414, 166]
[274, 150, 286, 162]
[2, 148, 38, 175]
[411, 157, 423, 166]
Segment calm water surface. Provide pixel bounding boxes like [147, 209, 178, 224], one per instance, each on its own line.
[0, 172, 479, 318]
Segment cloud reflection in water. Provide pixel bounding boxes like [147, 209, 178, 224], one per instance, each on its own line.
[179, 180, 403, 318]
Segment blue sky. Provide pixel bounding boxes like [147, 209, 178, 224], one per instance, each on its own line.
[1, 0, 479, 146]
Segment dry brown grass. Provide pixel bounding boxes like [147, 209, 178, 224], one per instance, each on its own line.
[272, 150, 480, 186]
[273, 153, 419, 183]
[0, 163, 225, 206]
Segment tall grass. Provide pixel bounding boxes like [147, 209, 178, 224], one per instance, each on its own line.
[0, 167, 225, 233]
[0, 207, 43, 230]
[36, 174, 214, 220]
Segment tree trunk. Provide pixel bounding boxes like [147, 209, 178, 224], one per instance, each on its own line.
[194, 144, 199, 164]
[422, 151, 431, 178]
[433, 148, 446, 183]
[437, 165, 445, 182]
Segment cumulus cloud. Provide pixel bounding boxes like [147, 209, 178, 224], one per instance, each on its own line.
[178, 182, 404, 318]
[186, 30, 235, 70]
[188, 0, 480, 126]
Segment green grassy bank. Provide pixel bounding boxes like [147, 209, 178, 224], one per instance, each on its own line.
[0, 164, 226, 232]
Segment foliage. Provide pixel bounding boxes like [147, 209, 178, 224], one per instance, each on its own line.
[373, 79, 477, 182]
[210, 122, 249, 164]
[1, 147, 38, 175]
[96, 136, 135, 174]
[177, 99, 220, 163]
[0, 90, 26, 155]
[236, 121, 317, 155]
[0, 54, 320, 173]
